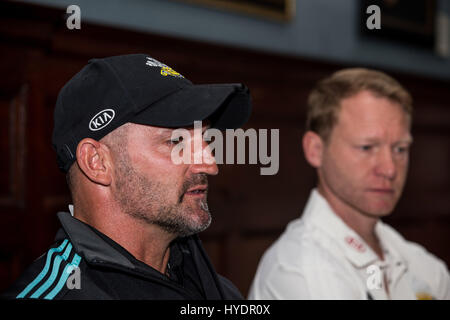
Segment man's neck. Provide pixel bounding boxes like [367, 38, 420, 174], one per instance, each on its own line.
[317, 185, 384, 260]
[74, 201, 175, 274]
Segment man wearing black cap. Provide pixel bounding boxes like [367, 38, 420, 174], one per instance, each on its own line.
[2, 54, 251, 300]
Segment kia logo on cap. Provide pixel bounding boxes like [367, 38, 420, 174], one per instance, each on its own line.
[89, 109, 116, 131]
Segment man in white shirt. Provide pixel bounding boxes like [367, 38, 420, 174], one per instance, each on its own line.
[248, 68, 450, 300]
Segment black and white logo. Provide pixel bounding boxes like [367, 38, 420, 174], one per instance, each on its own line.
[89, 109, 115, 131]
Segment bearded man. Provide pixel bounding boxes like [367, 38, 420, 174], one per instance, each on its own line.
[3, 54, 251, 300]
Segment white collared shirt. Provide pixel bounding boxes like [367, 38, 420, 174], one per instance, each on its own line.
[248, 189, 450, 300]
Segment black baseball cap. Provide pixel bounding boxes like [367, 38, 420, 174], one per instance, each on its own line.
[52, 54, 252, 172]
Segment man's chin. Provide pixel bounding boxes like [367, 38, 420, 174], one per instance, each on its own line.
[177, 208, 211, 236]
[177, 220, 211, 237]
[361, 204, 395, 218]
[191, 210, 212, 232]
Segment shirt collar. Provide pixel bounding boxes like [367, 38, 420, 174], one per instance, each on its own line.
[375, 221, 408, 268]
[302, 189, 381, 268]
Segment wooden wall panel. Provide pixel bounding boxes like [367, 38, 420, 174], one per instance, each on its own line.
[0, 1, 449, 297]
[0, 51, 29, 290]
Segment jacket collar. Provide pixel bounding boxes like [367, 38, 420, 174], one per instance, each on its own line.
[55, 211, 138, 270]
[55, 211, 225, 299]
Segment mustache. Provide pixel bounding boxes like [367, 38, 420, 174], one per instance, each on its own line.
[179, 174, 209, 201]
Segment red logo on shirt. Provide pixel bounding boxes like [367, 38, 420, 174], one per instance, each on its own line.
[345, 236, 366, 253]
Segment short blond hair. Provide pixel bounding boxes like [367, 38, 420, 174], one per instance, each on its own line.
[306, 68, 413, 141]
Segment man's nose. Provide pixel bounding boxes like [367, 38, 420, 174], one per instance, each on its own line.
[190, 139, 219, 176]
[375, 148, 396, 180]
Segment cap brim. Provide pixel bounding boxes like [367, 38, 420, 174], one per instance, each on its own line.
[131, 83, 251, 130]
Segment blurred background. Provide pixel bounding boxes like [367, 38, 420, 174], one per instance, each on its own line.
[0, 0, 449, 297]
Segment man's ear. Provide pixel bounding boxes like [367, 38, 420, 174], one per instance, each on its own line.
[76, 138, 112, 186]
[302, 131, 324, 169]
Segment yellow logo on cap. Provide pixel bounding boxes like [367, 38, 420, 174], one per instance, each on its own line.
[160, 66, 183, 78]
[416, 292, 433, 300]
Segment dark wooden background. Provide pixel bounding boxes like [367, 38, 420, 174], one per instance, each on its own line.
[1, 1, 449, 297]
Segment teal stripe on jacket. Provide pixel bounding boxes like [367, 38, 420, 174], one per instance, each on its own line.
[16, 239, 69, 299]
[44, 253, 82, 300]
[30, 242, 73, 298]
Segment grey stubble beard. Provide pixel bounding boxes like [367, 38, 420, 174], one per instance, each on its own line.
[113, 152, 212, 237]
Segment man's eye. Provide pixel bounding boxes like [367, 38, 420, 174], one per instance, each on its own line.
[394, 146, 409, 154]
[359, 145, 373, 151]
[168, 136, 183, 145]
